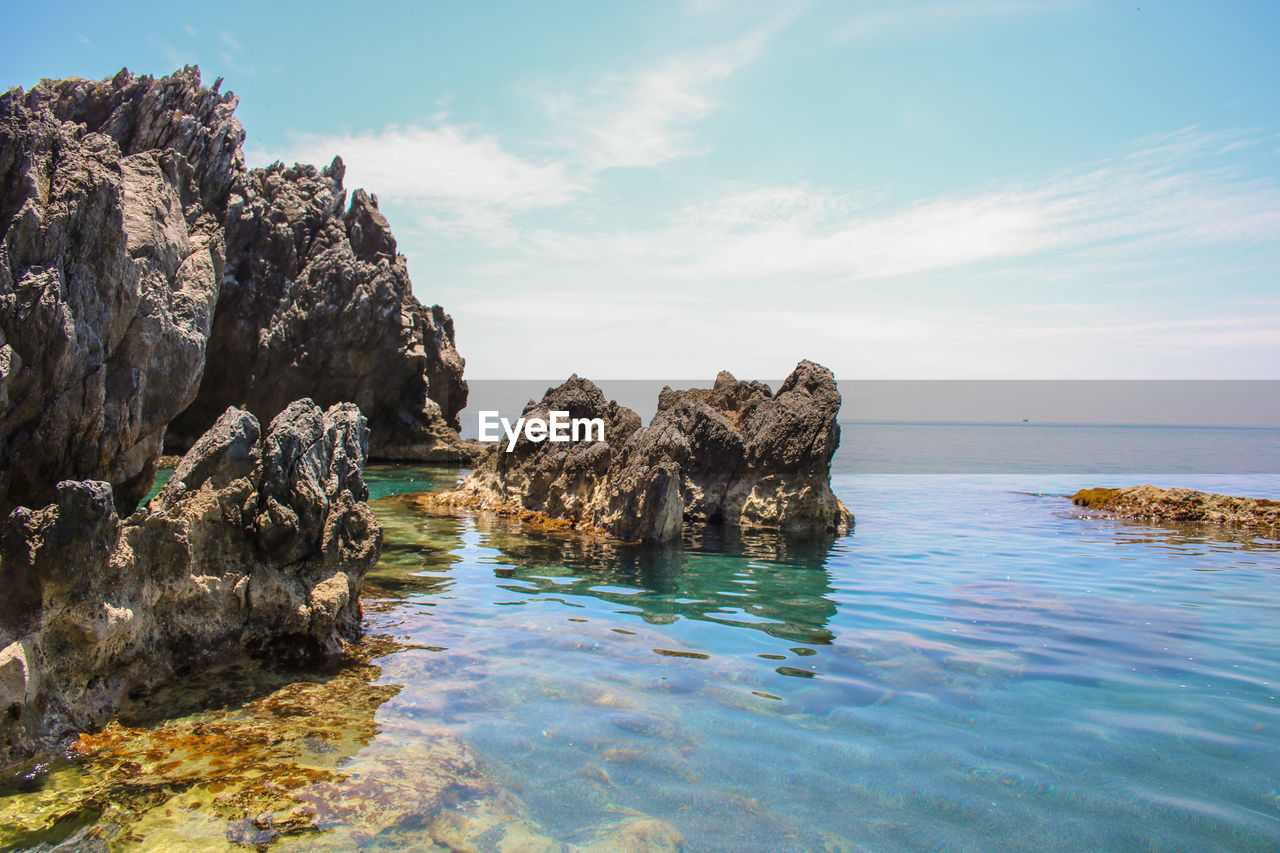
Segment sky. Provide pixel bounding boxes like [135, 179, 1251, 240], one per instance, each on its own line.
[3, 0, 1279, 380]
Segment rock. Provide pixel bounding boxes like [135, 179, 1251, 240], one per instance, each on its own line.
[457, 375, 642, 517]
[154, 405, 260, 506]
[24, 66, 246, 215]
[1070, 484, 1280, 534]
[580, 817, 685, 852]
[660, 359, 850, 534]
[164, 159, 473, 462]
[0, 642, 30, 722]
[0, 74, 226, 516]
[427, 361, 853, 542]
[1, 66, 475, 521]
[0, 398, 381, 762]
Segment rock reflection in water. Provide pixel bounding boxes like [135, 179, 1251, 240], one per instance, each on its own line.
[396, 491, 843, 647]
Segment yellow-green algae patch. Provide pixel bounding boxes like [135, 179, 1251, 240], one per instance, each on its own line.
[0, 632, 684, 852]
[1070, 484, 1280, 533]
[411, 491, 616, 539]
[0, 639, 402, 850]
[1070, 487, 1119, 510]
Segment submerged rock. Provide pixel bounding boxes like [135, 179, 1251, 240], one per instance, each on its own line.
[0, 66, 473, 521]
[427, 360, 853, 542]
[0, 398, 381, 762]
[0, 635, 683, 852]
[1070, 484, 1280, 534]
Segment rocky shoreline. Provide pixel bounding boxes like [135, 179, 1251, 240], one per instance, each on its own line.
[0, 64, 855, 766]
[0, 65, 485, 760]
[0, 400, 380, 762]
[1070, 485, 1280, 535]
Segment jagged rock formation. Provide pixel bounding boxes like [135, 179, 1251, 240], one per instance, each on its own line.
[426, 360, 853, 542]
[0, 399, 381, 762]
[0, 70, 235, 516]
[655, 360, 849, 532]
[1071, 485, 1280, 534]
[164, 158, 472, 461]
[0, 66, 471, 520]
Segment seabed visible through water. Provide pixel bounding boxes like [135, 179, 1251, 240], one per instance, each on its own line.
[3, 447, 1280, 851]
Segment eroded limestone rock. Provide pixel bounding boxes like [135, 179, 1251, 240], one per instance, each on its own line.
[0, 73, 228, 515]
[0, 399, 381, 762]
[428, 361, 853, 542]
[0, 66, 474, 521]
[165, 160, 473, 462]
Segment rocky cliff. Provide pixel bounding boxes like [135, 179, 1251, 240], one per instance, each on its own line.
[163, 157, 472, 461]
[0, 69, 234, 516]
[0, 66, 470, 519]
[426, 361, 853, 542]
[0, 398, 381, 761]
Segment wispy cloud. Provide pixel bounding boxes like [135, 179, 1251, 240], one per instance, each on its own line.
[442, 124, 1280, 378]
[455, 291, 1280, 379]
[146, 33, 196, 69]
[544, 29, 770, 170]
[259, 22, 786, 234]
[250, 11, 1277, 376]
[219, 30, 243, 53]
[513, 128, 1280, 283]
[256, 124, 582, 237]
[215, 28, 254, 72]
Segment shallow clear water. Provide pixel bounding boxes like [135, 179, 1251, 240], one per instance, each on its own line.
[6, 442, 1280, 850]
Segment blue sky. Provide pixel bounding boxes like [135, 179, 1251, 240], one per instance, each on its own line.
[4, 0, 1279, 379]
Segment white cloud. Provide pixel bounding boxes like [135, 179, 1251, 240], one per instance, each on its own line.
[434, 125, 1280, 378]
[255, 124, 582, 238]
[453, 291, 1280, 379]
[545, 33, 764, 170]
[219, 30, 243, 53]
[257, 19, 788, 237]
[510, 129, 1280, 284]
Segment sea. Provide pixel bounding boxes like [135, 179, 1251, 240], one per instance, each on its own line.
[2, 422, 1279, 851]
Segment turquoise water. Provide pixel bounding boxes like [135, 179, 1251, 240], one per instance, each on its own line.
[10, 432, 1280, 850]
[355, 464, 1280, 851]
